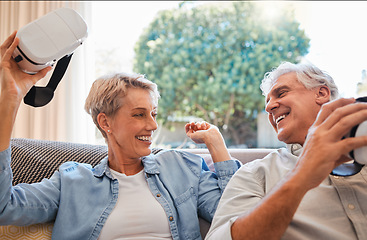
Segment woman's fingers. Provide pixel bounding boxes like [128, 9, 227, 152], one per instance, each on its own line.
[31, 66, 52, 85]
[185, 121, 212, 135]
[0, 31, 17, 56]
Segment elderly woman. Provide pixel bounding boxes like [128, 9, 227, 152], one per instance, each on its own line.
[0, 32, 240, 240]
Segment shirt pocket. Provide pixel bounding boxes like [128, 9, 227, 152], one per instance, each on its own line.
[175, 187, 195, 206]
[174, 187, 201, 239]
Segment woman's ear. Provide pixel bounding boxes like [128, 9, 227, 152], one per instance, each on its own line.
[97, 113, 110, 133]
[315, 86, 331, 105]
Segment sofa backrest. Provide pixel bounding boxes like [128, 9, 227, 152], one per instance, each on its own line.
[10, 138, 108, 185]
[10, 138, 274, 185]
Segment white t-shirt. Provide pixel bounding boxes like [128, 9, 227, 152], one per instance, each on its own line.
[98, 168, 172, 240]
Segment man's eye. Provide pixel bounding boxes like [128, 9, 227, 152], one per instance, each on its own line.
[134, 113, 144, 117]
[279, 91, 287, 97]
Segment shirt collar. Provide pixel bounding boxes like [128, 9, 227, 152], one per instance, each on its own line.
[286, 143, 303, 157]
[93, 157, 111, 178]
[142, 154, 160, 174]
[93, 154, 160, 178]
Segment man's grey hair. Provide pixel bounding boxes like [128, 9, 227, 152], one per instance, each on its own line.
[260, 61, 339, 100]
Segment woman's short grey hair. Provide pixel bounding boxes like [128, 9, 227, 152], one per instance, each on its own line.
[260, 62, 339, 100]
[84, 72, 160, 139]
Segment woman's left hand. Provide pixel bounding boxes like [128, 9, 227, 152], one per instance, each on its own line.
[185, 121, 231, 162]
[185, 121, 217, 144]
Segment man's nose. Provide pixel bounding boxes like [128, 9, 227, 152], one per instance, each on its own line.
[265, 98, 278, 113]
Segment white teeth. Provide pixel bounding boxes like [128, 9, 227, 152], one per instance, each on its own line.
[136, 136, 152, 141]
[276, 115, 286, 124]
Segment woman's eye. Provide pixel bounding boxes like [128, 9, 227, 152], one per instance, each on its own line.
[134, 113, 144, 117]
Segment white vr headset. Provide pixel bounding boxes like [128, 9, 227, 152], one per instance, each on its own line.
[332, 96, 367, 176]
[12, 7, 88, 107]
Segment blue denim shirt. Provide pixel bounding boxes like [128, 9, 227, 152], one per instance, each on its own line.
[0, 147, 240, 240]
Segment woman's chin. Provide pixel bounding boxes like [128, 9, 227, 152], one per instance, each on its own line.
[139, 147, 152, 157]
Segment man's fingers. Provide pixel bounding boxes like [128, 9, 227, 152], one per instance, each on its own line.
[340, 135, 367, 156]
[334, 154, 353, 167]
[313, 98, 355, 127]
[328, 106, 367, 139]
[314, 99, 367, 135]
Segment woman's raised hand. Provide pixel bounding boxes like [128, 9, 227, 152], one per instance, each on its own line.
[0, 31, 51, 106]
[185, 121, 231, 163]
[0, 31, 51, 151]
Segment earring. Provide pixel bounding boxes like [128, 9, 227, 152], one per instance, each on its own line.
[107, 130, 111, 133]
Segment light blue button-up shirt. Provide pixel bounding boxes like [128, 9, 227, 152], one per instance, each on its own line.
[0, 147, 240, 240]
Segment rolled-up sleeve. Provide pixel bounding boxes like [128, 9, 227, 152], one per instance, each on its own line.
[0, 147, 13, 212]
[0, 147, 60, 226]
[213, 160, 242, 191]
[196, 158, 241, 223]
[205, 164, 265, 240]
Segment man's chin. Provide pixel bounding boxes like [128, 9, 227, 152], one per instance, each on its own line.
[278, 134, 304, 146]
[277, 130, 288, 143]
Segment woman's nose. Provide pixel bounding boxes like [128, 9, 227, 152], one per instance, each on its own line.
[147, 116, 158, 131]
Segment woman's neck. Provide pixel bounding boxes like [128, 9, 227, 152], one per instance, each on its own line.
[107, 148, 144, 176]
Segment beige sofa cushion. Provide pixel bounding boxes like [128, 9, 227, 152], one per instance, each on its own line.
[0, 223, 53, 239]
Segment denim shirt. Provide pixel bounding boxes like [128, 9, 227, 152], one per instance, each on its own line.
[0, 147, 240, 240]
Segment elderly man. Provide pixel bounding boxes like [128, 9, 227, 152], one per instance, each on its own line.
[206, 62, 367, 240]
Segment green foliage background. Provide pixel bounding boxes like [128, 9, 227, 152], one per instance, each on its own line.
[134, 1, 310, 147]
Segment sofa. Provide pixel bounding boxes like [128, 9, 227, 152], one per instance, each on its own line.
[0, 138, 274, 239]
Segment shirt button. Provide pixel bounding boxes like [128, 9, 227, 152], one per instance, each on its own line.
[156, 194, 161, 197]
[348, 204, 355, 210]
[169, 216, 174, 221]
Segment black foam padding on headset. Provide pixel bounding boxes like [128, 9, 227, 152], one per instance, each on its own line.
[24, 53, 73, 107]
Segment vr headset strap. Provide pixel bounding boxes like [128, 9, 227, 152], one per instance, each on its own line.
[24, 53, 73, 107]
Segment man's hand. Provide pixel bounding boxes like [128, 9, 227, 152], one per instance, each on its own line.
[295, 97, 367, 190]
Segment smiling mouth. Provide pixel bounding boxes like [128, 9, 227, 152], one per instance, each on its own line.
[275, 113, 289, 125]
[136, 136, 152, 142]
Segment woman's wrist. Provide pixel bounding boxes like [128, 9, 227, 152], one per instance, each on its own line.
[0, 95, 20, 151]
[205, 129, 231, 162]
